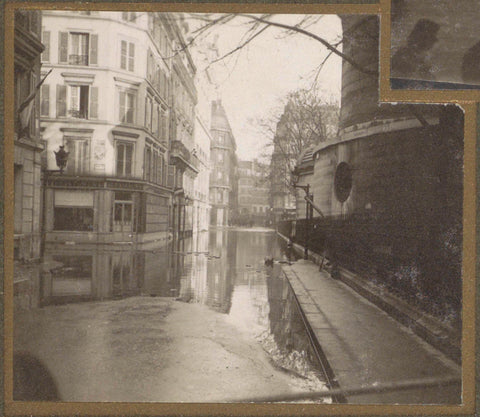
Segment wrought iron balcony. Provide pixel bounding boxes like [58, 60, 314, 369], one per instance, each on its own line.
[68, 109, 88, 119]
[69, 54, 89, 65]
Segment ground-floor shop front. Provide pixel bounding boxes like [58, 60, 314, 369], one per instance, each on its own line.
[44, 175, 173, 245]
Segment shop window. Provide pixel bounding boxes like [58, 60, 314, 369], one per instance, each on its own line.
[113, 192, 133, 232]
[54, 207, 94, 231]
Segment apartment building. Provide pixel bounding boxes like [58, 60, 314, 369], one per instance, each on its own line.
[209, 100, 238, 227]
[237, 160, 270, 226]
[14, 10, 44, 262]
[40, 11, 196, 245]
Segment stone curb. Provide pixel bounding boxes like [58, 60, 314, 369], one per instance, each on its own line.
[277, 232, 461, 364]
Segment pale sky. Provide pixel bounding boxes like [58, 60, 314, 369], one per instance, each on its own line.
[186, 14, 343, 161]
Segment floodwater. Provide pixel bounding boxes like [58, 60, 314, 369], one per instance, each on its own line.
[13, 229, 331, 402]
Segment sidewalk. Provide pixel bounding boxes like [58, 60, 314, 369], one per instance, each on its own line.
[281, 260, 461, 404]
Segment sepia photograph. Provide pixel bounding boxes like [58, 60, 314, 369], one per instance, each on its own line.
[8, 3, 472, 413]
[390, 0, 480, 89]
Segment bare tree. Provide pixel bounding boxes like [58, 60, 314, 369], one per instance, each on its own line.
[180, 13, 376, 77]
[256, 90, 338, 192]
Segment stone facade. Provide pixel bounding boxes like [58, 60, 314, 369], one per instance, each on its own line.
[14, 10, 44, 264]
[209, 100, 238, 226]
[40, 11, 197, 246]
[237, 160, 270, 226]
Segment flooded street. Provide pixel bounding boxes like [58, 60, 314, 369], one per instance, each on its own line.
[14, 229, 330, 402]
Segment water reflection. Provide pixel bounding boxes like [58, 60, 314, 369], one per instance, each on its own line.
[37, 230, 327, 389]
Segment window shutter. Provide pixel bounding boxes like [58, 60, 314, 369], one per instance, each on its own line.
[161, 112, 168, 142]
[56, 84, 67, 117]
[65, 138, 76, 174]
[120, 41, 127, 70]
[167, 165, 175, 189]
[42, 31, 50, 62]
[89, 34, 98, 65]
[157, 154, 163, 184]
[89, 86, 98, 119]
[119, 91, 126, 122]
[147, 50, 153, 81]
[58, 32, 68, 63]
[128, 43, 135, 72]
[40, 84, 50, 117]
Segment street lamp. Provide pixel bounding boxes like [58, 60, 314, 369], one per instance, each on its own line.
[291, 169, 313, 260]
[53, 145, 69, 173]
[41, 146, 69, 258]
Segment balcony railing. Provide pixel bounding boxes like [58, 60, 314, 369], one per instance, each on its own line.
[68, 109, 88, 119]
[69, 54, 89, 65]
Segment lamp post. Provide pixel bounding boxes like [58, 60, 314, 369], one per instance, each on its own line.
[41, 146, 69, 258]
[291, 170, 313, 260]
[53, 145, 69, 174]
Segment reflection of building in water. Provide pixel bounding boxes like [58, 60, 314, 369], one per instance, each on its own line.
[41, 241, 182, 305]
[178, 231, 210, 303]
[203, 229, 234, 313]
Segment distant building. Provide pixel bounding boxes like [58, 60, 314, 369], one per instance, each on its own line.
[270, 99, 339, 223]
[269, 112, 297, 223]
[209, 100, 238, 226]
[39, 11, 196, 246]
[169, 14, 199, 239]
[237, 160, 270, 226]
[14, 10, 44, 262]
[189, 30, 220, 234]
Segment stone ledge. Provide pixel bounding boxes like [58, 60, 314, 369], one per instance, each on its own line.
[277, 231, 461, 364]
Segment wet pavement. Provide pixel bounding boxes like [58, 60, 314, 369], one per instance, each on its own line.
[283, 261, 462, 405]
[14, 229, 330, 403]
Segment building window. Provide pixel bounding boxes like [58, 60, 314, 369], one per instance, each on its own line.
[41, 30, 50, 62]
[59, 31, 98, 66]
[14, 164, 23, 235]
[157, 153, 163, 185]
[68, 85, 88, 118]
[144, 146, 151, 181]
[113, 192, 133, 232]
[54, 207, 94, 231]
[145, 96, 152, 131]
[121, 12, 136, 22]
[40, 84, 50, 117]
[65, 137, 90, 175]
[120, 40, 135, 72]
[116, 141, 134, 177]
[56, 84, 98, 119]
[118, 90, 136, 124]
